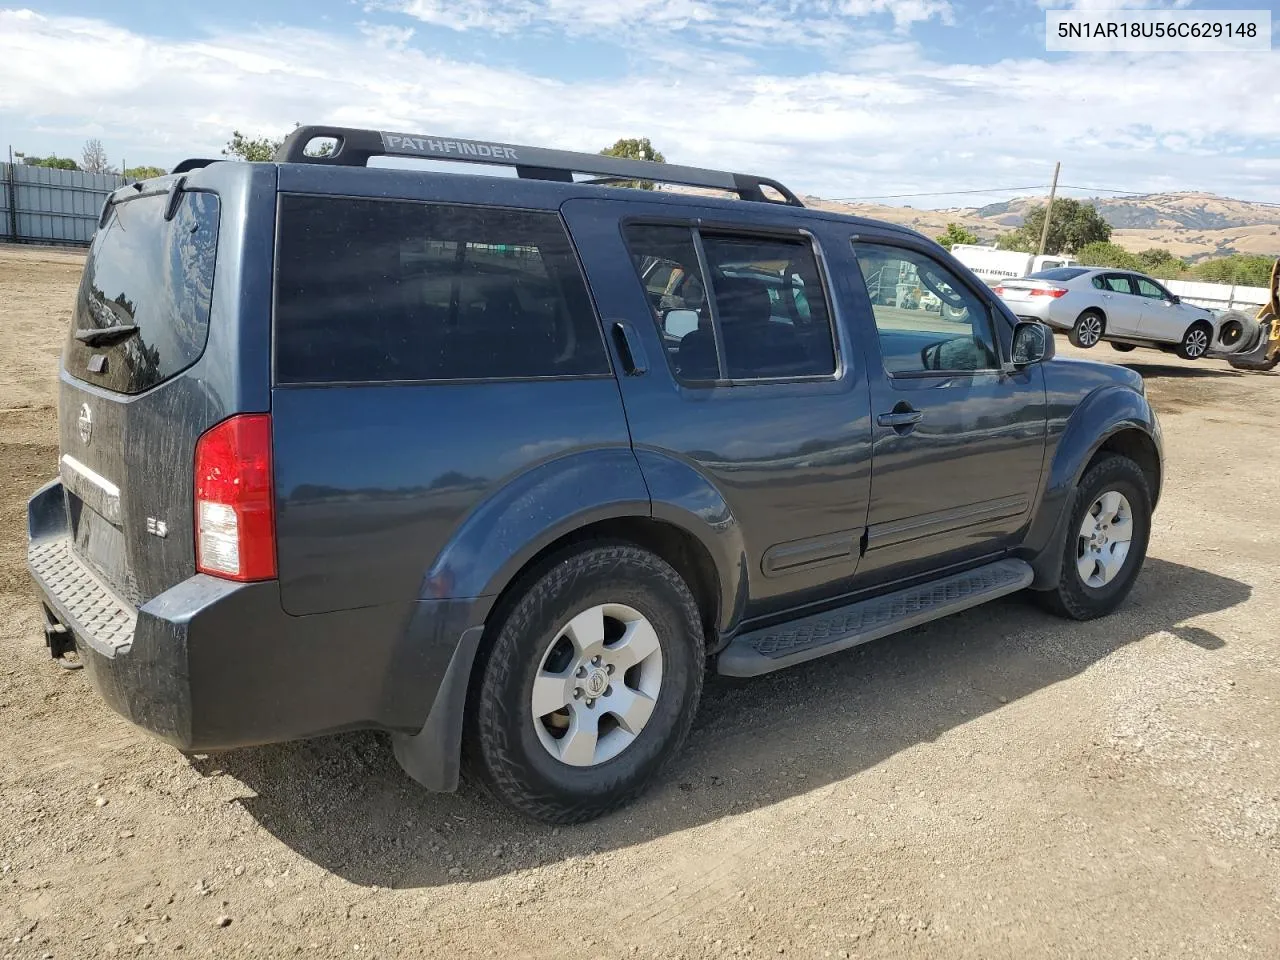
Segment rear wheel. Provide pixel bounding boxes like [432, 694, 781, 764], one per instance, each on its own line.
[465, 544, 705, 824]
[1037, 455, 1151, 621]
[1069, 310, 1105, 348]
[1177, 322, 1212, 360]
[1109, 343, 1137, 353]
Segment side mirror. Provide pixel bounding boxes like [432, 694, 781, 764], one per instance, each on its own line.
[1167, 295, 1181, 305]
[1011, 321, 1053, 366]
[663, 309, 699, 338]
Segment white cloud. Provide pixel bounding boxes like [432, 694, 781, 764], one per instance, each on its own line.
[391, 0, 952, 42]
[1, 8, 1277, 206]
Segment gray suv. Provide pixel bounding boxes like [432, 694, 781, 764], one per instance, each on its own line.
[28, 125, 1162, 823]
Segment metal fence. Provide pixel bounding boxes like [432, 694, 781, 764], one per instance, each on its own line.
[1164, 278, 1270, 313]
[1, 163, 125, 246]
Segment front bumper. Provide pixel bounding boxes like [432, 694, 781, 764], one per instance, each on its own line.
[27, 479, 487, 754]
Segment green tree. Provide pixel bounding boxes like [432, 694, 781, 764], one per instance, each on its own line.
[999, 199, 1112, 255]
[1185, 254, 1275, 286]
[123, 165, 168, 182]
[599, 137, 666, 190]
[223, 130, 283, 162]
[995, 231, 1034, 254]
[223, 123, 333, 162]
[22, 155, 79, 170]
[1075, 241, 1142, 271]
[935, 222, 979, 250]
[1136, 248, 1184, 277]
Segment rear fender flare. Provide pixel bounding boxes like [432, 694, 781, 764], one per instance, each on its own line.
[418, 447, 651, 603]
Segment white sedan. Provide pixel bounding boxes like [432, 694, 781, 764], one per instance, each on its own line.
[995, 267, 1234, 360]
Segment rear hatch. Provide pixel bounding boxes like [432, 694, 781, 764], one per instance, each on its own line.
[58, 185, 223, 607]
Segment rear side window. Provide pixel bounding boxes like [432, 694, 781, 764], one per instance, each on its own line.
[64, 191, 220, 395]
[623, 224, 837, 383]
[274, 196, 609, 384]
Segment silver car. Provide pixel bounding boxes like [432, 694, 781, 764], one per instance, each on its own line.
[996, 267, 1226, 360]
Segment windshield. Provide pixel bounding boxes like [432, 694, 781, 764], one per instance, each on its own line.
[63, 190, 220, 395]
[1027, 267, 1088, 282]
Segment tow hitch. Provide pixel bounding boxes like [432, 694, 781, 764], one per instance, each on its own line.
[42, 606, 82, 669]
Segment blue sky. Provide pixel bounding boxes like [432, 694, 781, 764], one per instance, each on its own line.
[2, 1, 1277, 207]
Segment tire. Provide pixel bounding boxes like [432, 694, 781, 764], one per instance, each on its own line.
[465, 544, 705, 824]
[1109, 343, 1137, 353]
[1037, 455, 1152, 621]
[1177, 321, 1212, 360]
[1069, 310, 1105, 348]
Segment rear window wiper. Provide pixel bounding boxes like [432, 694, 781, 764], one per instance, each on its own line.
[74, 324, 139, 346]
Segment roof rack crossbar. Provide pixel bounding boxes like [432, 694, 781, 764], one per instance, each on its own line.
[274, 125, 803, 206]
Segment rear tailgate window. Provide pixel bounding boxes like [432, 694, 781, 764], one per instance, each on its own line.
[64, 190, 220, 394]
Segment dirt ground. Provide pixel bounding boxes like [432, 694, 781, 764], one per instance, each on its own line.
[1, 243, 1277, 959]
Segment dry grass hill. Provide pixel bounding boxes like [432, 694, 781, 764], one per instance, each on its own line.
[806, 191, 1280, 261]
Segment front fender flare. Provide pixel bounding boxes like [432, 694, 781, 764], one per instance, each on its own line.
[1023, 384, 1161, 588]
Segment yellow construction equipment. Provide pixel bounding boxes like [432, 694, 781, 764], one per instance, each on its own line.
[1227, 258, 1280, 371]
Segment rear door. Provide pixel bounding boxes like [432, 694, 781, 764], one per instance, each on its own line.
[57, 183, 228, 607]
[562, 198, 874, 619]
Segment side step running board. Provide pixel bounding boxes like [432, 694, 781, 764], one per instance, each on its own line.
[717, 559, 1033, 678]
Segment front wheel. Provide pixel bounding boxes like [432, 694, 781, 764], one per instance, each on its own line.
[1177, 322, 1212, 360]
[465, 544, 705, 824]
[1069, 310, 1105, 348]
[1037, 455, 1152, 621]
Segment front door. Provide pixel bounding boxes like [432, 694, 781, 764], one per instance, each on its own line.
[1132, 275, 1186, 342]
[561, 199, 874, 620]
[1094, 273, 1144, 336]
[837, 237, 1049, 583]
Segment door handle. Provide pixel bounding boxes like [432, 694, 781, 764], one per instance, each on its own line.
[611, 321, 648, 376]
[877, 405, 924, 432]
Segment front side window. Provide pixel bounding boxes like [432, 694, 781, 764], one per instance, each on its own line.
[274, 196, 609, 384]
[1133, 276, 1168, 300]
[852, 242, 1000, 374]
[624, 224, 837, 383]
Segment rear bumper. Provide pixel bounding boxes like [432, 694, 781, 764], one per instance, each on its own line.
[27, 480, 489, 756]
[1002, 298, 1063, 328]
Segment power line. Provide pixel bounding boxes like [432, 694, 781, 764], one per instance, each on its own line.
[827, 184, 1048, 201]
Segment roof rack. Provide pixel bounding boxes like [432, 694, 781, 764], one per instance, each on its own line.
[273, 125, 803, 207]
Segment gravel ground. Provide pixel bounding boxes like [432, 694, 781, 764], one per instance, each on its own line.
[1, 244, 1277, 959]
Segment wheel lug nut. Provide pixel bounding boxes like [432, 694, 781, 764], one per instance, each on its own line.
[573, 688, 582, 699]
[586, 698, 595, 708]
[605, 664, 614, 675]
[576, 666, 587, 679]
[591, 655, 601, 665]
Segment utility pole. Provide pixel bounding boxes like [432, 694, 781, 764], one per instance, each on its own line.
[1037, 161, 1061, 256]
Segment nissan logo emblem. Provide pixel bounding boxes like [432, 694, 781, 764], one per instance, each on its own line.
[77, 403, 93, 445]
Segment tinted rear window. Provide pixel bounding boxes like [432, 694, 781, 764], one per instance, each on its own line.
[64, 191, 220, 395]
[274, 196, 609, 384]
[1027, 267, 1087, 282]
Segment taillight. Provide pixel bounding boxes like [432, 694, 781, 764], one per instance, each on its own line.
[1030, 286, 1068, 298]
[194, 414, 276, 581]
[993, 285, 1006, 296]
